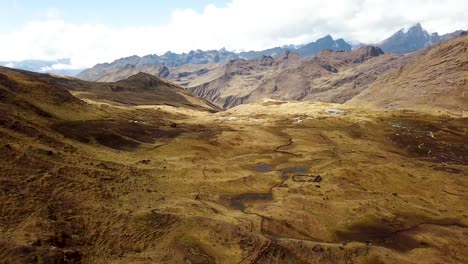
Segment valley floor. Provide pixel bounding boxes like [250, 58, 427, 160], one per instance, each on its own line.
[1, 100, 467, 263]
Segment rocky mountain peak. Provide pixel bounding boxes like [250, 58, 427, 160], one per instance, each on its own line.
[125, 71, 159, 82]
[408, 22, 423, 32]
[378, 23, 444, 54]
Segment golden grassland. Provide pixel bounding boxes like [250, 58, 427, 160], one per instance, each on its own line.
[1, 83, 467, 263]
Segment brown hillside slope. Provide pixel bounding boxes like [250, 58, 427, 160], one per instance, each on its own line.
[68, 72, 222, 112]
[187, 47, 421, 108]
[0, 66, 100, 120]
[348, 35, 468, 115]
[0, 67, 221, 112]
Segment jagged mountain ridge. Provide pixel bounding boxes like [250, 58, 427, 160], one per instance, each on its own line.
[238, 35, 350, 59]
[186, 46, 421, 108]
[76, 35, 352, 82]
[378, 23, 464, 54]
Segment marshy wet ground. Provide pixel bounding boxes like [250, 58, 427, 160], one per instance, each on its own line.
[225, 193, 273, 211]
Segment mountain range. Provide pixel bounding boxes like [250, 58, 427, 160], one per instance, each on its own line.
[183, 45, 418, 108]
[2, 23, 463, 78]
[76, 35, 351, 82]
[182, 34, 467, 112]
[76, 24, 464, 86]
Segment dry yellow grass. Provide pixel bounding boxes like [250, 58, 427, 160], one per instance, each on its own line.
[1, 66, 467, 263]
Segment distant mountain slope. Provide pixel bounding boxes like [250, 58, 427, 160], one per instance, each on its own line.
[77, 63, 170, 83]
[296, 35, 351, 56]
[0, 58, 83, 76]
[76, 35, 352, 82]
[76, 49, 239, 82]
[349, 35, 468, 115]
[237, 35, 350, 59]
[378, 23, 464, 54]
[186, 46, 420, 108]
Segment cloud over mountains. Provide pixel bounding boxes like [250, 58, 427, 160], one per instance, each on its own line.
[0, 0, 466, 69]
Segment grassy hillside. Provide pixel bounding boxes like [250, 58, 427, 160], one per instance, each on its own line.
[348, 35, 468, 116]
[1, 65, 467, 263]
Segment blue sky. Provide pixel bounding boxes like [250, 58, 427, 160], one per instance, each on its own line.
[0, 0, 466, 68]
[1, 0, 229, 30]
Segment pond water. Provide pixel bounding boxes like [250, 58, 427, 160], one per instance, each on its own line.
[281, 167, 308, 173]
[254, 164, 273, 172]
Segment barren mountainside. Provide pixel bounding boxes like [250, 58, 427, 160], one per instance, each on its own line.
[349, 35, 468, 115]
[76, 35, 352, 83]
[186, 46, 421, 108]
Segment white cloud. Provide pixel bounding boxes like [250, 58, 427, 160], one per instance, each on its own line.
[0, 0, 466, 68]
[39, 63, 83, 72]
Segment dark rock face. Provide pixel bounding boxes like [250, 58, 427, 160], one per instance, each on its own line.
[158, 66, 170, 78]
[365, 46, 385, 57]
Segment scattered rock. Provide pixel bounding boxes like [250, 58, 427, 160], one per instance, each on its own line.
[292, 175, 322, 183]
[312, 245, 324, 252]
[324, 109, 346, 115]
[170, 123, 177, 128]
[63, 249, 82, 263]
[292, 117, 303, 123]
[313, 175, 323, 182]
[100, 175, 113, 180]
[227, 116, 237, 121]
